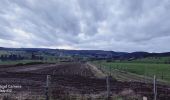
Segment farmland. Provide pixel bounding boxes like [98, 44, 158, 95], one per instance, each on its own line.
[0, 62, 170, 100]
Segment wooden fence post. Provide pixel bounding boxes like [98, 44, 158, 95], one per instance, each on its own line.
[161, 72, 163, 80]
[106, 76, 110, 100]
[144, 66, 146, 83]
[46, 75, 51, 100]
[153, 75, 157, 100]
[109, 66, 111, 76]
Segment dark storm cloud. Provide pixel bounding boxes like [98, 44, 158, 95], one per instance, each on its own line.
[0, 0, 170, 52]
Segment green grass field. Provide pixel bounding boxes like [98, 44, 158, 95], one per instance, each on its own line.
[94, 58, 170, 82]
[0, 58, 59, 65]
[0, 60, 43, 65]
[109, 57, 170, 64]
[128, 57, 170, 64]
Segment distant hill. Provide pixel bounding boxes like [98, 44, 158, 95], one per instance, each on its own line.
[0, 47, 170, 60]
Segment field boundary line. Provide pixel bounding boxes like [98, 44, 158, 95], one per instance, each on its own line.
[92, 63, 170, 86]
[86, 62, 106, 78]
[114, 69, 170, 85]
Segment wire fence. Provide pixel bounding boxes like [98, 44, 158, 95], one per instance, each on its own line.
[0, 73, 170, 100]
[97, 63, 170, 84]
[95, 63, 170, 100]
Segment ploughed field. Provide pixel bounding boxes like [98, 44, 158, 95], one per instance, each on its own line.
[0, 63, 170, 100]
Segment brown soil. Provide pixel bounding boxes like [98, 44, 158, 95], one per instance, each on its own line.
[0, 62, 170, 100]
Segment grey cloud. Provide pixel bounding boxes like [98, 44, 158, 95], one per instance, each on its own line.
[0, 0, 170, 52]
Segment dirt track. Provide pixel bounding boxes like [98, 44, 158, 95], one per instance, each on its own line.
[0, 62, 170, 100]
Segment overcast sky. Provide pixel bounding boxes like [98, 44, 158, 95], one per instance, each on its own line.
[0, 0, 170, 52]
